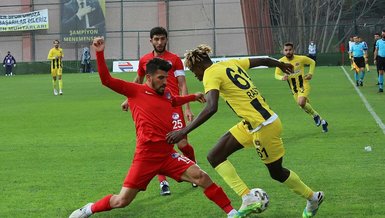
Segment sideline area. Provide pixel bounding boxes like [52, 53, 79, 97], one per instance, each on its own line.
[340, 66, 385, 135]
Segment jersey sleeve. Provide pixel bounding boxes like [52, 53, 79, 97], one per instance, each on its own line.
[173, 57, 185, 77]
[137, 58, 146, 77]
[171, 94, 196, 107]
[47, 49, 54, 60]
[203, 66, 222, 93]
[233, 58, 250, 70]
[96, 51, 138, 97]
[302, 56, 316, 74]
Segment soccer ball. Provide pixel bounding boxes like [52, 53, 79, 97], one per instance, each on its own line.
[250, 188, 269, 213]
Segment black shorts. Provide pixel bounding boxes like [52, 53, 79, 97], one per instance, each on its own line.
[353, 57, 365, 68]
[377, 56, 385, 71]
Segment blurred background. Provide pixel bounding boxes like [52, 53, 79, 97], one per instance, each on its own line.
[0, 0, 384, 73]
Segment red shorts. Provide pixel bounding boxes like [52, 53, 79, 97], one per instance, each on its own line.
[123, 146, 195, 190]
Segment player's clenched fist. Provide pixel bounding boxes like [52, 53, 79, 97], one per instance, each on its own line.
[92, 37, 105, 52]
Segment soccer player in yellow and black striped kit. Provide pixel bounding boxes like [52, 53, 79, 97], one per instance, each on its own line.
[275, 42, 328, 132]
[47, 39, 64, 95]
[166, 44, 324, 218]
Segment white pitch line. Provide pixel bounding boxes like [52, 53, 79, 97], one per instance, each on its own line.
[340, 66, 385, 135]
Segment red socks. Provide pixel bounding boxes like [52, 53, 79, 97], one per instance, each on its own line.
[204, 183, 234, 214]
[91, 194, 113, 213]
[157, 175, 167, 182]
[179, 143, 196, 162]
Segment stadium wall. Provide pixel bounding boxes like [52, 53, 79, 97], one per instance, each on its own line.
[0, 0, 248, 66]
[6, 53, 351, 75]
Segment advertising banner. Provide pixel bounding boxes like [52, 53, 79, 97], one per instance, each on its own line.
[61, 0, 106, 43]
[0, 9, 49, 32]
[112, 56, 269, 73]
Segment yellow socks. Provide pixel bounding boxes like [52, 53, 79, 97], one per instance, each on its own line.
[283, 170, 313, 199]
[58, 79, 63, 90]
[303, 103, 318, 117]
[215, 160, 249, 196]
[52, 79, 57, 90]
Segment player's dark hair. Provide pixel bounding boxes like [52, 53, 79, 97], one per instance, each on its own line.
[284, 42, 294, 48]
[53, 39, 60, 44]
[150, 27, 168, 39]
[146, 58, 171, 75]
[375, 33, 380, 36]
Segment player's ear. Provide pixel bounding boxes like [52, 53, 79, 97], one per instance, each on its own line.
[145, 73, 151, 82]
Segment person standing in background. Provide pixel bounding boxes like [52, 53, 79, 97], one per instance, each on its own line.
[359, 37, 370, 73]
[348, 37, 355, 70]
[308, 41, 316, 61]
[81, 47, 91, 73]
[350, 36, 367, 87]
[374, 30, 385, 93]
[276, 42, 328, 133]
[373, 33, 381, 84]
[47, 40, 64, 96]
[3, 51, 16, 76]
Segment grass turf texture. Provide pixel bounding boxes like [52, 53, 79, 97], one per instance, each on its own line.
[0, 66, 384, 218]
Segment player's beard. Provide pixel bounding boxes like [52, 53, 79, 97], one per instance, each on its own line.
[285, 53, 293, 59]
[153, 44, 166, 54]
[154, 83, 166, 95]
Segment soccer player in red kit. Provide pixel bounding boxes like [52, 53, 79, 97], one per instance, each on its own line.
[69, 37, 241, 218]
[121, 26, 197, 195]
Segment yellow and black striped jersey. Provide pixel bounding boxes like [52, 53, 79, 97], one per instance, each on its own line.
[47, 48, 64, 69]
[275, 55, 315, 93]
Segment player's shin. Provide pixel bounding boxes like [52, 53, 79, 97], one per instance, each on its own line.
[215, 160, 250, 196]
[204, 183, 234, 214]
[283, 170, 313, 200]
[91, 194, 113, 213]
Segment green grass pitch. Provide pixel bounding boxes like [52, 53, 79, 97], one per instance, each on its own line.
[0, 66, 384, 218]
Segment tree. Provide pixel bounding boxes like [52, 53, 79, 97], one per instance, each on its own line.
[268, 0, 378, 53]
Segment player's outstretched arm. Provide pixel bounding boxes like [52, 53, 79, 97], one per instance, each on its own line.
[172, 92, 205, 107]
[250, 58, 293, 75]
[93, 37, 136, 97]
[166, 90, 218, 144]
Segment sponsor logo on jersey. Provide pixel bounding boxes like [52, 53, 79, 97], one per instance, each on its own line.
[171, 153, 180, 159]
[172, 112, 180, 120]
[165, 92, 171, 99]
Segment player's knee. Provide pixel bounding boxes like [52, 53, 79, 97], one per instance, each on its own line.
[206, 152, 222, 168]
[268, 168, 289, 183]
[192, 170, 211, 186]
[298, 101, 305, 108]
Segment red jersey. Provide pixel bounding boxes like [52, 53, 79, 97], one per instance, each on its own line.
[137, 50, 185, 96]
[96, 51, 195, 157]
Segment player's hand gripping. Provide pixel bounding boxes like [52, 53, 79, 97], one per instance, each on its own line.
[166, 129, 187, 144]
[92, 37, 105, 52]
[304, 74, 313, 80]
[194, 92, 206, 103]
